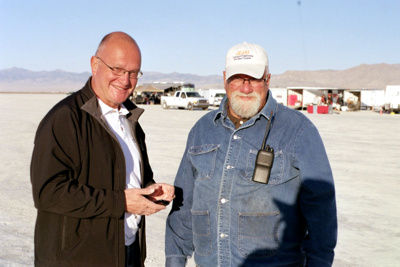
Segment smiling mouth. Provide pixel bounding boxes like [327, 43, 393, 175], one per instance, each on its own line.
[113, 85, 130, 91]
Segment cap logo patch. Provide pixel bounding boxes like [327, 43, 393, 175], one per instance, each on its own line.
[234, 50, 253, 61]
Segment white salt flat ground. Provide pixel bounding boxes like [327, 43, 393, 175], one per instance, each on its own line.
[0, 93, 399, 266]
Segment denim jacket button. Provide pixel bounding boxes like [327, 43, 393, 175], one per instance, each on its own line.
[220, 233, 228, 238]
[220, 198, 227, 204]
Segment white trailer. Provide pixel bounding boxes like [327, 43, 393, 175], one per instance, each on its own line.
[287, 87, 337, 109]
[302, 89, 322, 108]
[360, 89, 385, 109]
[198, 88, 225, 106]
[384, 85, 400, 112]
[269, 88, 288, 106]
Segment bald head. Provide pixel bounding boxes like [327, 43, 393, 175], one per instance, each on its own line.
[95, 32, 140, 57]
[90, 31, 142, 108]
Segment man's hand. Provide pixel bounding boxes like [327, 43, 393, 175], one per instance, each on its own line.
[146, 183, 175, 203]
[124, 184, 175, 215]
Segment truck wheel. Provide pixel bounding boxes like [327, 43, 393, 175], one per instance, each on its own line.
[162, 101, 169, 109]
[187, 102, 194, 110]
[202, 107, 208, 110]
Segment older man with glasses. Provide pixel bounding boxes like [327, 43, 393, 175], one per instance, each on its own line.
[165, 42, 337, 267]
[31, 31, 175, 267]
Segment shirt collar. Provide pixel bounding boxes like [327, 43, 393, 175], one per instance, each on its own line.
[97, 98, 129, 116]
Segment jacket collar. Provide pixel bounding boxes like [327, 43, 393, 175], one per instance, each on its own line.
[80, 77, 144, 122]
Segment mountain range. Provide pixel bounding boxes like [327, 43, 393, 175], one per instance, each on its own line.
[1, 63, 399, 93]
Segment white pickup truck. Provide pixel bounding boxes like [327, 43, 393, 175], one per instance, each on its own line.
[161, 91, 209, 110]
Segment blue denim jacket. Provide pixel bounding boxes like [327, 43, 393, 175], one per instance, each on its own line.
[165, 93, 337, 267]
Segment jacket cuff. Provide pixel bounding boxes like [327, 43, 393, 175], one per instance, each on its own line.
[113, 190, 126, 218]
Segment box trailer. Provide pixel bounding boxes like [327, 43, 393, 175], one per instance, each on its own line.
[384, 85, 400, 112]
[360, 89, 385, 110]
[287, 87, 338, 109]
[198, 88, 226, 106]
[270, 88, 288, 106]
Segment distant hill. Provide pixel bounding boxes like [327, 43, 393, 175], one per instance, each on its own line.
[271, 64, 400, 90]
[1, 64, 399, 93]
[0, 68, 91, 93]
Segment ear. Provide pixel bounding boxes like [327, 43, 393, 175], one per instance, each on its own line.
[223, 71, 227, 88]
[266, 73, 271, 86]
[90, 56, 98, 76]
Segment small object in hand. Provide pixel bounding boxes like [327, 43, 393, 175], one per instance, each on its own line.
[154, 200, 170, 206]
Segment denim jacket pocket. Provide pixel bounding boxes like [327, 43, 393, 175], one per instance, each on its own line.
[238, 211, 280, 258]
[245, 149, 284, 184]
[188, 144, 219, 180]
[191, 210, 212, 256]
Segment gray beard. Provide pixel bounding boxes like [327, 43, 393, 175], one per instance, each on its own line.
[230, 91, 262, 119]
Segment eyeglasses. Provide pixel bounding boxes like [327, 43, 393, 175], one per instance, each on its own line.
[228, 77, 268, 87]
[96, 56, 143, 79]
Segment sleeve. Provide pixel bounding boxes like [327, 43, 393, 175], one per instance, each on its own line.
[165, 130, 196, 267]
[294, 121, 337, 266]
[30, 104, 126, 219]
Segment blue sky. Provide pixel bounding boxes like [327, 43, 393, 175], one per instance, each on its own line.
[1, 0, 399, 75]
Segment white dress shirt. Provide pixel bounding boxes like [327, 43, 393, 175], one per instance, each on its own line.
[98, 99, 142, 246]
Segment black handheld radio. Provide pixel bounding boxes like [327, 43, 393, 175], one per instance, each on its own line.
[252, 111, 274, 184]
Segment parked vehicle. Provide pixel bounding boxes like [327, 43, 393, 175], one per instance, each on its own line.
[212, 93, 226, 106]
[161, 91, 209, 110]
[198, 88, 226, 107]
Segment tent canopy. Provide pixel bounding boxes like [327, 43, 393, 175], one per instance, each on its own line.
[135, 85, 164, 93]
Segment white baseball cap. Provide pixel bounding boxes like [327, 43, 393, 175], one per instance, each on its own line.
[225, 42, 269, 80]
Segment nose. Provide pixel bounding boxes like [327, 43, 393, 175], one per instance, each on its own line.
[119, 72, 132, 87]
[240, 80, 253, 94]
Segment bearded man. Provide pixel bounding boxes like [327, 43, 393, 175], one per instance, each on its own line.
[165, 42, 337, 267]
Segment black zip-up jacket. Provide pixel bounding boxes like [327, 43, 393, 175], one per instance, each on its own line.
[31, 78, 154, 266]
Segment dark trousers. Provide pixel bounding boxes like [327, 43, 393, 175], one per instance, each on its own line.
[125, 235, 141, 267]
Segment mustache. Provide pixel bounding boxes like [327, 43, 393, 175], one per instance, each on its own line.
[232, 91, 261, 100]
